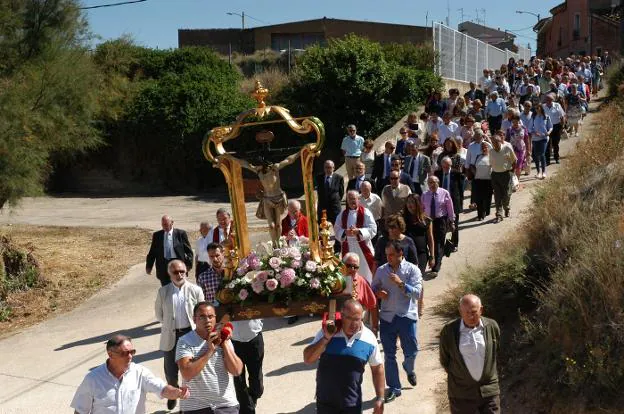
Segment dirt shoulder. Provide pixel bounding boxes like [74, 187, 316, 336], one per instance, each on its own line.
[0, 225, 151, 338]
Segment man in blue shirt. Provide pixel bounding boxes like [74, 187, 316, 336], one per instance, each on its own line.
[485, 92, 507, 133]
[304, 299, 385, 414]
[341, 124, 365, 180]
[372, 240, 423, 403]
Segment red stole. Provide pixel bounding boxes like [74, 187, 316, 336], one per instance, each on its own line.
[213, 227, 221, 243]
[340, 205, 376, 274]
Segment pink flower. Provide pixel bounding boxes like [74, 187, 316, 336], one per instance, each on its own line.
[269, 257, 282, 269]
[266, 279, 279, 291]
[288, 247, 301, 259]
[291, 259, 301, 269]
[280, 268, 296, 288]
[255, 271, 268, 283]
[248, 255, 261, 270]
[238, 289, 249, 301]
[310, 278, 320, 289]
[305, 260, 318, 272]
[279, 248, 289, 257]
[251, 280, 264, 294]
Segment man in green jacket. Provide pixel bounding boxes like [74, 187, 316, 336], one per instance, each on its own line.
[439, 294, 500, 414]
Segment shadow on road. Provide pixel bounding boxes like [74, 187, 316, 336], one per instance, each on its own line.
[266, 361, 317, 377]
[291, 336, 315, 346]
[277, 402, 316, 414]
[54, 321, 160, 351]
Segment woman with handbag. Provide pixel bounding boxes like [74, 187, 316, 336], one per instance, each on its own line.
[471, 142, 494, 221]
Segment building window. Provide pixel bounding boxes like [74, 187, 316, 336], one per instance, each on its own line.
[573, 13, 580, 40]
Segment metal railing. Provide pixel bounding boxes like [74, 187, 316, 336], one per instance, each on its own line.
[433, 22, 532, 84]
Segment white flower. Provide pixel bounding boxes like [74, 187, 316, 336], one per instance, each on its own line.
[227, 282, 236, 289]
[305, 260, 318, 272]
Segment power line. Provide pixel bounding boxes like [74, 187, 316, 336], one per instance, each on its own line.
[245, 14, 269, 25]
[80, 0, 147, 10]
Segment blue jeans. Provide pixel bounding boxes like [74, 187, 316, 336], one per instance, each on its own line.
[532, 139, 548, 173]
[380, 315, 418, 394]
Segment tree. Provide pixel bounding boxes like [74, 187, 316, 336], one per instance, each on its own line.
[0, 0, 101, 208]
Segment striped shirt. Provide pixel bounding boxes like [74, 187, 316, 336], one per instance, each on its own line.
[175, 330, 238, 411]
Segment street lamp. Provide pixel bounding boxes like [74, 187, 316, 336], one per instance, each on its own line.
[515, 10, 540, 22]
[226, 11, 245, 30]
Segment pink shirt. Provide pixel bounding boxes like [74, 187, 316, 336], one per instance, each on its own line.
[422, 188, 455, 219]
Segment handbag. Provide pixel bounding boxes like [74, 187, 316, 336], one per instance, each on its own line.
[443, 238, 455, 257]
[511, 174, 520, 192]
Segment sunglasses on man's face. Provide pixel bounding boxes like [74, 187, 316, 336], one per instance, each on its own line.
[345, 263, 359, 269]
[113, 349, 136, 357]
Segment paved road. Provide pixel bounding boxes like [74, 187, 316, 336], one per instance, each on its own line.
[0, 99, 600, 413]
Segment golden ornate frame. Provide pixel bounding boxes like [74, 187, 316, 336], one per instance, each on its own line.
[202, 81, 325, 261]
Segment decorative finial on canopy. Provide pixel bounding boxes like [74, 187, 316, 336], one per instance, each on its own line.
[252, 80, 269, 109]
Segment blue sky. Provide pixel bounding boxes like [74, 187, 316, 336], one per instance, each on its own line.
[82, 0, 563, 51]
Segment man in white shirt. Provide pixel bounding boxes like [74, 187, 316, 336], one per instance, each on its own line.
[438, 112, 459, 146]
[195, 221, 211, 278]
[359, 181, 382, 222]
[439, 294, 500, 414]
[71, 335, 189, 414]
[231, 319, 265, 414]
[155, 259, 205, 410]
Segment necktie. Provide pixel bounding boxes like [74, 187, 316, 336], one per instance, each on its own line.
[409, 158, 416, 176]
[325, 176, 330, 190]
[444, 173, 449, 191]
[430, 192, 436, 218]
[356, 177, 361, 191]
[385, 155, 390, 177]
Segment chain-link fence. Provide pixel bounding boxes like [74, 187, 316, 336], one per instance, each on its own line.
[433, 22, 532, 83]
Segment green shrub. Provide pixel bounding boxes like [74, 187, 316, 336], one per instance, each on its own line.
[606, 61, 624, 98]
[281, 35, 441, 158]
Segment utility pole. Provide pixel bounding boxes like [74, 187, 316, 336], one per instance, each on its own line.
[458, 8, 465, 24]
[446, 0, 450, 26]
[481, 8, 486, 27]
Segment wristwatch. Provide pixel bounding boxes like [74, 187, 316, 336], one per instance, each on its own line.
[375, 396, 385, 404]
[398, 281, 406, 289]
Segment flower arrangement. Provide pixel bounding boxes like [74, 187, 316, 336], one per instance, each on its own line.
[215, 236, 346, 307]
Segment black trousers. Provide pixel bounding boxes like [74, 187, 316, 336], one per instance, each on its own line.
[232, 333, 265, 414]
[431, 216, 448, 272]
[450, 213, 460, 247]
[164, 327, 192, 388]
[488, 115, 503, 133]
[546, 122, 562, 164]
[472, 179, 493, 219]
[195, 261, 210, 279]
[316, 401, 361, 414]
[449, 395, 500, 414]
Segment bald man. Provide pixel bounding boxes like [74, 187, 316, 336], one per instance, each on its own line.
[439, 294, 501, 414]
[146, 215, 194, 286]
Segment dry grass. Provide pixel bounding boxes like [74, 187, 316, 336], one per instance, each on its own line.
[239, 67, 289, 99]
[0, 224, 151, 338]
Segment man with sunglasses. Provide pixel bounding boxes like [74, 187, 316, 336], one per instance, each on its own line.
[155, 259, 205, 410]
[71, 334, 189, 413]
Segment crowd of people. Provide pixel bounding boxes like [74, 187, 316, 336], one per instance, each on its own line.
[69, 52, 606, 414]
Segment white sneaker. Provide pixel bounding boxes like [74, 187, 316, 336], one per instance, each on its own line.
[536, 172, 542, 179]
[541, 173, 547, 180]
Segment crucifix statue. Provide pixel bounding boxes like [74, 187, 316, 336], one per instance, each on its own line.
[203, 81, 326, 261]
[239, 131, 300, 243]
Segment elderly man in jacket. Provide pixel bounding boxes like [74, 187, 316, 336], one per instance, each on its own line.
[439, 294, 500, 414]
[155, 259, 205, 410]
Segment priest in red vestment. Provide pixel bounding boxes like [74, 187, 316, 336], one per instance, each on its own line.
[281, 199, 309, 241]
[334, 190, 377, 284]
